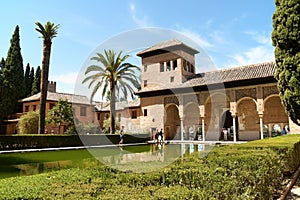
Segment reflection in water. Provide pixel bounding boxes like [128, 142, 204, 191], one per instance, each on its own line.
[1, 144, 214, 178]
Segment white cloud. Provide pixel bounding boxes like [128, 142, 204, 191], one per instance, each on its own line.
[244, 31, 271, 45]
[129, 3, 150, 27]
[178, 28, 213, 49]
[227, 45, 274, 67]
[49, 71, 80, 93]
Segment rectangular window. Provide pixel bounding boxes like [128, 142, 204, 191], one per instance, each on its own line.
[80, 106, 87, 116]
[144, 80, 148, 87]
[33, 105, 36, 111]
[131, 110, 137, 119]
[144, 109, 147, 116]
[160, 62, 164, 72]
[25, 106, 29, 112]
[49, 103, 55, 110]
[144, 65, 147, 72]
[97, 113, 100, 120]
[166, 61, 171, 71]
[170, 76, 174, 83]
[118, 113, 121, 122]
[173, 60, 178, 70]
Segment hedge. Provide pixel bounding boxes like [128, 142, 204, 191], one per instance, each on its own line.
[0, 134, 300, 199]
[0, 134, 150, 150]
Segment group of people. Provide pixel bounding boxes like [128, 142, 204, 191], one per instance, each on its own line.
[155, 129, 164, 143]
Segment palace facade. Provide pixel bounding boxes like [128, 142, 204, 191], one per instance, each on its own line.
[8, 39, 300, 141]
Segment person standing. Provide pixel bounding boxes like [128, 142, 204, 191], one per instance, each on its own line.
[119, 130, 124, 145]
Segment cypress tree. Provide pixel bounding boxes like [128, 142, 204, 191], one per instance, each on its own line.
[31, 66, 41, 95]
[2, 25, 25, 116]
[0, 58, 5, 124]
[24, 63, 31, 97]
[272, 0, 300, 125]
[29, 67, 34, 96]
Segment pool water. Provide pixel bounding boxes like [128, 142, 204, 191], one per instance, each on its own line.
[0, 143, 214, 178]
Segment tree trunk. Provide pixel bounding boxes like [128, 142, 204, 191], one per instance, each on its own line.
[110, 81, 116, 134]
[38, 40, 52, 134]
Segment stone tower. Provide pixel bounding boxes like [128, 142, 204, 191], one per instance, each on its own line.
[137, 39, 199, 91]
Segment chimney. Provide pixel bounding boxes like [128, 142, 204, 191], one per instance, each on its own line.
[48, 81, 56, 93]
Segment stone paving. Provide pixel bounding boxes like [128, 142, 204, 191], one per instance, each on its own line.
[286, 176, 300, 200]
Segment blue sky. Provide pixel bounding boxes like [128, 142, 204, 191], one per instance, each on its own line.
[1, 0, 276, 94]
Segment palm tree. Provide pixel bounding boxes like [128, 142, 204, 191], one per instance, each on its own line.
[82, 50, 140, 134]
[35, 21, 60, 134]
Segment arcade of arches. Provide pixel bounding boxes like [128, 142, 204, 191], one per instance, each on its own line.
[163, 85, 289, 141]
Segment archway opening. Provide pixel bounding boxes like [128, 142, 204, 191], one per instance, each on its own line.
[183, 103, 200, 140]
[237, 98, 259, 140]
[205, 93, 229, 140]
[219, 110, 238, 141]
[164, 104, 180, 140]
[264, 95, 289, 137]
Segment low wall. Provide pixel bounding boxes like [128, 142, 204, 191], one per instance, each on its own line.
[0, 134, 150, 150]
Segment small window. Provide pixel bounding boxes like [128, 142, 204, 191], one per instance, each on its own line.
[33, 105, 36, 111]
[183, 60, 187, 71]
[131, 110, 137, 119]
[166, 61, 171, 71]
[144, 80, 148, 87]
[144, 109, 147, 116]
[144, 65, 147, 72]
[170, 76, 174, 83]
[49, 103, 55, 110]
[173, 60, 178, 70]
[97, 113, 100, 120]
[105, 113, 109, 119]
[25, 106, 29, 112]
[160, 62, 164, 72]
[80, 106, 87, 116]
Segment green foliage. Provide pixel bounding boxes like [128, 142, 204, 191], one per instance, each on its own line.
[31, 66, 41, 95]
[1, 25, 25, 116]
[272, 0, 300, 125]
[46, 99, 74, 134]
[102, 117, 120, 134]
[17, 111, 39, 134]
[75, 122, 99, 134]
[2, 135, 300, 199]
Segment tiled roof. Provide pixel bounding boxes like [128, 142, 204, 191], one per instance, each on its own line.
[20, 91, 91, 105]
[136, 62, 276, 94]
[184, 61, 276, 87]
[136, 39, 199, 56]
[95, 99, 140, 112]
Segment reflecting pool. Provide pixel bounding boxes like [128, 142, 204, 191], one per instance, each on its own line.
[0, 143, 215, 178]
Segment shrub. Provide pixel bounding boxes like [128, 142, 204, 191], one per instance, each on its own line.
[17, 111, 39, 134]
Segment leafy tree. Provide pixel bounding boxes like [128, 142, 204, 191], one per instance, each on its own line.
[102, 117, 120, 134]
[17, 111, 39, 134]
[24, 63, 32, 97]
[82, 50, 140, 134]
[46, 99, 74, 134]
[35, 21, 60, 134]
[272, 0, 300, 125]
[1, 25, 24, 117]
[0, 58, 5, 125]
[31, 66, 41, 95]
[29, 67, 34, 95]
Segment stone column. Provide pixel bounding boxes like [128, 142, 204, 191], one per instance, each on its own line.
[180, 117, 184, 141]
[201, 118, 205, 141]
[199, 105, 205, 141]
[179, 95, 184, 141]
[230, 102, 237, 142]
[259, 113, 264, 140]
[232, 115, 237, 142]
